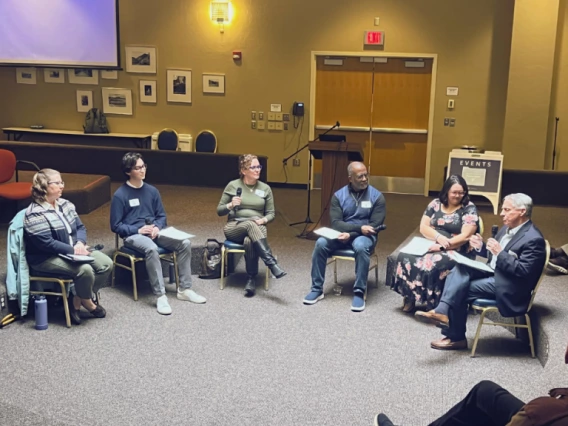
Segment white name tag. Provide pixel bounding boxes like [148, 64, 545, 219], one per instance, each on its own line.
[361, 201, 372, 208]
[129, 198, 140, 207]
[255, 189, 265, 197]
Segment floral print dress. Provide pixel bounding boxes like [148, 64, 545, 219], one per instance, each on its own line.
[391, 199, 479, 309]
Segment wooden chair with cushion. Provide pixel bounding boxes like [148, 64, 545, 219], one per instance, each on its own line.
[195, 130, 217, 153]
[470, 240, 550, 358]
[157, 128, 179, 151]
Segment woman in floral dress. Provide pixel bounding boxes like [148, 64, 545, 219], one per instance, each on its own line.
[391, 175, 479, 312]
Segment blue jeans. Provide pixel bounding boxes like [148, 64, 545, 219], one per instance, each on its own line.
[438, 264, 496, 341]
[310, 235, 377, 294]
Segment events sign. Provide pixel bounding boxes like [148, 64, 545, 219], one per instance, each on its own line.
[447, 150, 504, 215]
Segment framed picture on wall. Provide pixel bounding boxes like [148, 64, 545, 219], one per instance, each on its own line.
[102, 87, 133, 115]
[139, 80, 157, 103]
[16, 68, 37, 84]
[101, 70, 118, 79]
[76, 90, 93, 113]
[125, 46, 157, 74]
[44, 69, 65, 83]
[166, 69, 191, 103]
[202, 73, 225, 94]
[68, 69, 99, 85]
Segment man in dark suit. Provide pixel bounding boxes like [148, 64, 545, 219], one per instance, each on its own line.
[415, 193, 546, 350]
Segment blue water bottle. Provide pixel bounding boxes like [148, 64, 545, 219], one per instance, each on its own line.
[35, 296, 48, 330]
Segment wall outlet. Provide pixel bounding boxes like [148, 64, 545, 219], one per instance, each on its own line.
[275, 122, 283, 131]
[251, 111, 256, 120]
[259, 112, 264, 120]
[258, 121, 265, 130]
[275, 113, 283, 121]
[0, 294, 6, 309]
[267, 122, 275, 130]
[251, 120, 257, 129]
[267, 112, 276, 121]
[283, 113, 290, 121]
[444, 118, 450, 126]
[283, 123, 289, 131]
[293, 158, 300, 166]
[449, 118, 456, 127]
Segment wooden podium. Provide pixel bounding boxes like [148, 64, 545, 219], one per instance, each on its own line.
[309, 141, 364, 227]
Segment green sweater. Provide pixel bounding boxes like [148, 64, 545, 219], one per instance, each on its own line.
[217, 178, 275, 223]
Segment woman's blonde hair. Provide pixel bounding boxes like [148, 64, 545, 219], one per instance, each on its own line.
[31, 168, 60, 203]
[239, 154, 258, 177]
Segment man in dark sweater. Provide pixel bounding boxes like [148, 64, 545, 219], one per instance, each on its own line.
[375, 343, 568, 425]
[303, 162, 386, 312]
[110, 152, 206, 315]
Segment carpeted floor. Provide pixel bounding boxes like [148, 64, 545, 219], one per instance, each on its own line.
[0, 185, 567, 426]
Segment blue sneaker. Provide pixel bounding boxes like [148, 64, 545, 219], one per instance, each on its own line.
[374, 413, 395, 426]
[303, 291, 324, 305]
[351, 294, 365, 312]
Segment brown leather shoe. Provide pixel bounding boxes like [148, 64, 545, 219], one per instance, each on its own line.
[431, 337, 467, 350]
[415, 310, 449, 328]
[401, 296, 416, 313]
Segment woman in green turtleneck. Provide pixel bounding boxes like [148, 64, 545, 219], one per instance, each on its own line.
[217, 154, 286, 297]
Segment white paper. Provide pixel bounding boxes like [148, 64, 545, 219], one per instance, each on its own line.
[313, 227, 341, 239]
[399, 237, 434, 256]
[58, 254, 94, 263]
[462, 167, 486, 186]
[159, 226, 195, 240]
[449, 251, 495, 274]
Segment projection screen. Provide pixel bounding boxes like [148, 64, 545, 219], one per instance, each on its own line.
[0, 0, 120, 68]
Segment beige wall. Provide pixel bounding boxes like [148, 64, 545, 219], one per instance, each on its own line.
[0, 0, 516, 189]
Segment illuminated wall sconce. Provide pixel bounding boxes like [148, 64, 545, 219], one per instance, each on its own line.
[210, 0, 233, 33]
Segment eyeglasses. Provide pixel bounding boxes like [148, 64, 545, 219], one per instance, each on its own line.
[132, 164, 147, 171]
[449, 191, 465, 196]
[249, 165, 263, 171]
[48, 181, 65, 186]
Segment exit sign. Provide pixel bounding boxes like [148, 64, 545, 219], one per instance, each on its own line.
[364, 31, 384, 46]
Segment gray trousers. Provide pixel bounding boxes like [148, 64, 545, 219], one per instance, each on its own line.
[31, 251, 113, 299]
[124, 234, 192, 296]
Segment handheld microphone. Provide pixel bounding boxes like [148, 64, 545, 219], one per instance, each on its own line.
[491, 225, 499, 239]
[235, 187, 242, 211]
[145, 218, 153, 226]
[374, 224, 387, 233]
[88, 244, 104, 252]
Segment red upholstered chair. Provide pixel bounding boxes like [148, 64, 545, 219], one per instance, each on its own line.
[0, 149, 39, 204]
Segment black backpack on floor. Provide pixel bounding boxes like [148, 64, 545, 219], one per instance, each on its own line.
[83, 108, 109, 134]
[199, 239, 222, 279]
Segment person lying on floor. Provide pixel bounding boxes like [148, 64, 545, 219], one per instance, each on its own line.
[375, 342, 568, 426]
[547, 244, 568, 274]
[414, 193, 546, 351]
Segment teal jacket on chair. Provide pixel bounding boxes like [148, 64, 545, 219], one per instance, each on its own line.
[6, 209, 30, 315]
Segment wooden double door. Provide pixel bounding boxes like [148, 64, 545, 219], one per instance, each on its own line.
[312, 56, 433, 193]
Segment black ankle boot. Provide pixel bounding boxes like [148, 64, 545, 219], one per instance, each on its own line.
[244, 275, 256, 297]
[253, 239, 287, 278]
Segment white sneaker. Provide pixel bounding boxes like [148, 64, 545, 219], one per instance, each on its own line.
[177, 289, 206, 304]
[157, 295, 172, 315]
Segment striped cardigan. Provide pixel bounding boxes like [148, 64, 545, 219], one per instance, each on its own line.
[24, 198, 87, 265]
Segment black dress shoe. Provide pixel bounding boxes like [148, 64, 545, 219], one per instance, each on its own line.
[244, 275, 256, 297]
[68, 302, 82, 325]
[88, 305, 106, 318]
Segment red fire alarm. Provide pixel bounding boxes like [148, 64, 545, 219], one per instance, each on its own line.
[232, 51, 242, 60]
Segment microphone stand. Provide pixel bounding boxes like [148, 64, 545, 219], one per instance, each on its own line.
[282, 122, 340, 230]
[552, 117, 559, 170]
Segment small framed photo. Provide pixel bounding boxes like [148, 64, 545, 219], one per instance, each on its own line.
[101, 70, 118, 79]
[102, 87, 133, 115]
[76, 90, 93, 112]
[202, 73, 225, 94]
[68, 69, 99, 85]
[139, 80, 157, 103]
[16, 68, 37, 84]
[167, 69, 192, 103]
[125, 46, 157, 74]
[44, 68, 65, 83]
